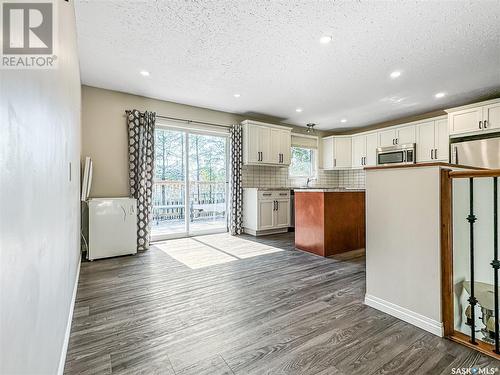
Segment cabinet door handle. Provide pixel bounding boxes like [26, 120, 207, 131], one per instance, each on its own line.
[334, 158, 337, 167]
[434, 149, 438, 159]
[431, 149, 434, 159]
[276, 201, 279, 211]
[484, 120, 488, 129]
[479, 121, 483, 129]
[392, 139, 395, 145]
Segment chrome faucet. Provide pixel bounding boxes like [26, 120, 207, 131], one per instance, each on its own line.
[306, 177, 317, 187]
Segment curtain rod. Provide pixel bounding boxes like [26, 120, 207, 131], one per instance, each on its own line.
[125, 110, 231, 129]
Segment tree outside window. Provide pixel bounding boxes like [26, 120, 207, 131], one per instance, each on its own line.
[289, 147, 316, 178]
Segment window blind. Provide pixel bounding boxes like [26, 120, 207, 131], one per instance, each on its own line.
[291, 134, 318, 149]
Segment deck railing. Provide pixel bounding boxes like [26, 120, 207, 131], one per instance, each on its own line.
[152, 180, 226, 224]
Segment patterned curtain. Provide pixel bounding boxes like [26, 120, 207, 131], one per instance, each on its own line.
[127, 110, 156, 250]
[229, 124, 243, 235]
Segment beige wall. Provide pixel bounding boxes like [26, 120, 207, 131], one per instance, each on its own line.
[0, 2, 81, 374]
[82, 85, 315, 197]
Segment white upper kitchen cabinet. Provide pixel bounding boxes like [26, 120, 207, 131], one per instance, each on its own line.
[434, 119, 449, 161]
[352, 134, 366, 168]
[378, 128, 397, 147]
[416, 118, 448, 162]
[322, 136, 352, 169]
[351, 132, 378, 168]
[378, 125, 415, 147]
[322, 137, 335, 169]
[483, 102, 500, 131]
[416, 121, 435, 162]
[447, 98, 500, 136]
[242, 120, 292, 166]
[365, 133, 378, 166]
[397, 125, 416, 145]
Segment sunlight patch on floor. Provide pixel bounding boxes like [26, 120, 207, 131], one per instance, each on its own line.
[156, 233, 283, 269]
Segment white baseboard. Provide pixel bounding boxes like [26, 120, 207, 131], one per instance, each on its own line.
[365, 294, 443, 337]
[57, 256, 81, 375]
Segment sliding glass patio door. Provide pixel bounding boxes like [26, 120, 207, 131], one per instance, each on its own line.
[151, 126, 228, 241]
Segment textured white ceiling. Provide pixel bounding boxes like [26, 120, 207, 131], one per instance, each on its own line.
[75, 0, 500, 130]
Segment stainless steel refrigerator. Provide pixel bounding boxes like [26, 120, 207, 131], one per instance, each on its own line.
[450, 134, 500, 169]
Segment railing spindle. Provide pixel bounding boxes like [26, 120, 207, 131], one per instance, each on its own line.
[467, 177, 478, 345]
[492, 177, 499, 354]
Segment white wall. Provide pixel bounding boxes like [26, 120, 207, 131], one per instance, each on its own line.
[82, 85, 318, 198]
[365, 166, 443, 335]
[0, 2, 81, 374]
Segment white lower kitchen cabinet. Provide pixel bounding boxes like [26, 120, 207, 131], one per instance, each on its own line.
[243, 188, 290, 236]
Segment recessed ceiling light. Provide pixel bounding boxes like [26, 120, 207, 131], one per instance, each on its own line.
[319, 36, 332, 44]
[435, 92, 446, 98]
[340, 118, 347, 123]
[140, 70, 150, 77]
[390, 71, 401, 79]
[296, 108, 303, 113]
[233, 93, 241, 98]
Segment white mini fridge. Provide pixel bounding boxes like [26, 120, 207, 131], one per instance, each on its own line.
[88, 198, 137, 260]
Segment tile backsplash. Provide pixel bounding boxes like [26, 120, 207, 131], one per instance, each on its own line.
[241, 165, 366, 190]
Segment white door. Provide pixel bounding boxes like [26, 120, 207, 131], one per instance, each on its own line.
[259, 126, 272, 163]
[269, 128, 281, 164]
[378, 129, 397, 147]
[334, 137, 352, 168]
[322, 137, 334, 169]
[416, 121, 435, 162]
[275, 199, 290, 227]
[258, 200, 274, 229]
[246, 125, 261, 163]
[151, 127, 229, 241]
[434, 119, 449, 161]
[396, 125, 416, 145]
[449, 107, 483, 135]
[483, 103, 500, 130]
[352, 135, 366, 168]
[365, 133, 378, 166]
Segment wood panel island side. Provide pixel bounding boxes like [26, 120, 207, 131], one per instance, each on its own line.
[294, 189, 366, 257]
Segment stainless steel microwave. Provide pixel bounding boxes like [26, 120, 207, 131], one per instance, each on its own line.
[376, 143, 416, 166]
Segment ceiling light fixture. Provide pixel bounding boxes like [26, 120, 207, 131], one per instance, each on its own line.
[233, 93, 241, 98]
[319, 36, 332, 44]
[296, 108, 303, 113]
[340, 118, 347, 123]
[435, 92, 446, 98]
[390, 71, 401, 79]
[306, 123, 316, 134]
[140, 70, 150, 77]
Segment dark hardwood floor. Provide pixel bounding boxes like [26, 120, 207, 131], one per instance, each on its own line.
[64, 233, 499, 374]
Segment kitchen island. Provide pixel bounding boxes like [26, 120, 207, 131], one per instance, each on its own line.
[294, 189, 365, 257]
